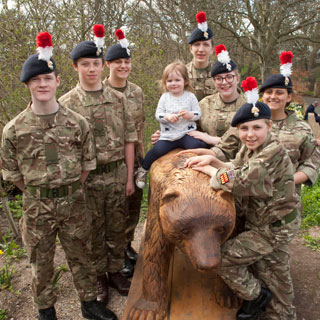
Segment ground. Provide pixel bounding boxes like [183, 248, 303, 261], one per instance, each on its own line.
[0, 217, 319, 320]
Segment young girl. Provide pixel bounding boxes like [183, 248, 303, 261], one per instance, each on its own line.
[184, 77, 300, 320]
[135, 60, 208, 188]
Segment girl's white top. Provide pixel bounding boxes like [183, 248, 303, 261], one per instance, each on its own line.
[156, 91, 201, 141]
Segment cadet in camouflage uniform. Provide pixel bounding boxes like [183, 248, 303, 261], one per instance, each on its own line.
[1, 32, 117, 320]
[103, 29, 145, 278]
[186, 11, 215, 102]
[59, 26, 137, 305]
[184, 70, 320, 319]
[185, 97, 300, 320]
[188, 44, 246, 146]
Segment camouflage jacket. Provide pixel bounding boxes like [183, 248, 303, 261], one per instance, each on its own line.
[1, 103, 96, 188]
[186, 61, 216, 102]
[59, 82, 137, 165]
[211, 133, 299, 227]
[199, 91, 246, 137]
[103, 79, 145, 153]
[212, 109, 320, 194]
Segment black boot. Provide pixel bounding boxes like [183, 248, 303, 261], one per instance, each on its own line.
[97, 274, 109, 305]
[38, 306, 57, 320]
[81, 299, 118, 320]
[120, 254, 134, 278]
[237, 287, 272, 320]
[124, 243, 138, 265]
[108, 272, 131, 296]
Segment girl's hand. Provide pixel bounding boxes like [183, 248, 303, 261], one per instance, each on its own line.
[151, 130, 160, 145]
[192, 165, 218, 177]
[187, 131, 221, 145]
[179, 110, 194, 120]
[184, 155, 216, 168]
[165, 114, 179, 123]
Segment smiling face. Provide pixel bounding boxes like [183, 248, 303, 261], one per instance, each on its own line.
[26, 72, 60, 104]
[238, 119, 272, 152]
[106, 58, 132, 82]
[166, 70, 185, 96]
[189, 39, 214, 68]
[213, 71, 240, 102]
[73, 57, 104, 90]
[262, 88, 292, 114]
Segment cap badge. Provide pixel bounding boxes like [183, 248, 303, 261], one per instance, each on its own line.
[251, 106, 260, 117]
[285, 76, 289, 86]
[47, 60, 54, 70]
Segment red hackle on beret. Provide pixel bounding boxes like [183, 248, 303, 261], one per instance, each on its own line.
[196, 11, 207, 24]
[36, 32, 53, 48]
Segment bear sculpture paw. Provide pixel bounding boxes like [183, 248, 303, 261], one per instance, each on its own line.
[128, 298, 166, 320]
[215, 283, 242, 309]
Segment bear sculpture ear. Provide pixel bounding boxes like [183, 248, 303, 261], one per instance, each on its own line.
[161, 190, 181, 205]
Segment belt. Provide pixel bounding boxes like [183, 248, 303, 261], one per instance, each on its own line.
[272, 208, 298, 228]
[26, 180, 81, 199]
[91, 159, 123, 175]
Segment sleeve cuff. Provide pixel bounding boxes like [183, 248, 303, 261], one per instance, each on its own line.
[298, 166, 319, 186]
[125, 132, 138, 143]
[210, 174, 221, 190]
[2, 170, 23, 183]
[82, 159, 97, 172]
[211, 147, 227, 161]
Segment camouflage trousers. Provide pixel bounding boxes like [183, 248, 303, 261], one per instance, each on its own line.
[20, 188, 97, 309]
[217, 215, 301, 320]
[126, 158, 143, 243]
[85, 161, 128, 275]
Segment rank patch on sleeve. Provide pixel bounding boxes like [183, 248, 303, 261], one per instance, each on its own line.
[220, 170, 235, 184]
[220, 173, 229, 184]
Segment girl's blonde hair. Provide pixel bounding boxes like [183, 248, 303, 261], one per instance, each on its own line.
[161, 60, 194, 93]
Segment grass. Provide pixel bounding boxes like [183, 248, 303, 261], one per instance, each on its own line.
[0, 264, 14, 291]
[139, 175, 150, 222]
[0, 309, 7, 320]
[52, 264, 68, 290]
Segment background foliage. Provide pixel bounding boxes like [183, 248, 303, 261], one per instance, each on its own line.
[0, 0, 320, 147]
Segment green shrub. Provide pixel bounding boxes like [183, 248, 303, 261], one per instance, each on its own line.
[303, 235, 320, 252]
[0, 194, 23, 220]
[301, 177, 320, 228]
[0, 234, 26, 260]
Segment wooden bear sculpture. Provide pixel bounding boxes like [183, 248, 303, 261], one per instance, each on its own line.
[128, 150, 237, 320]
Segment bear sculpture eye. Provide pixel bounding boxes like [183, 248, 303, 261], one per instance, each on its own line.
[161, 191, 180, 205]
[215, 226, 225, 234]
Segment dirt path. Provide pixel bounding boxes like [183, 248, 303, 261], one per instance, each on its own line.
[0, 224, 319, 320]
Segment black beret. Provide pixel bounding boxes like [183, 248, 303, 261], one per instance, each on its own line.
[20, 53, 56, 82]
[188, 27, 214, 45]
[231, 102, 271, 127]
[210, 60, 237, 77]
[71, 41, 103, 60]
[105, 43, 131, 61]
[259, 74, 293, 93]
